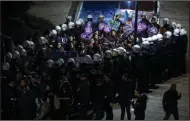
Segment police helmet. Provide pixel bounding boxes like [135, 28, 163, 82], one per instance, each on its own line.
[20, 49, 27, 57]
[132, 45, 141, 53]
[67, 58, 75, 64]
[87, 15, 93, 19]
[61, 24, 67, 31]
[38, 36, 48, 45]
[6, 52, 13, 59]
[55, 25, 62, 33]
[173, 29, 180, 36]
[171, 22, 176, 29]
[176, 24, 182, 30]
[105, 50, 112, 59]
[2, 62, 10, 71]
[12, 51, 20, 59]
[51, 29, 58, 36]
[23, 40, 30, 48]
[68, 22, 75, 29]
[93, 53, 102, 62]
[164, 31, 172, 39]
[46, 59, 54, 68]
[156, 34, 163, 41]
[163, 18, 170, 25]
[180, 29, 186, 36]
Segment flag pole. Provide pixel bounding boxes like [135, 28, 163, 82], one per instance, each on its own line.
[134, 0, 139, 44]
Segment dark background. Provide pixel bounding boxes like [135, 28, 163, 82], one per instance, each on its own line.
[120, 1, 154, 11]
[79, 1, 120, 23]
[1, 1, 54, 44]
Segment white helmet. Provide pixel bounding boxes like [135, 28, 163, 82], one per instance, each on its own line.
[99, 14, 104, 18]
[56, 58, 64, 66]
[117, 48, 123, 55]
[29, 41, 35, 49]
[78, 18, 84, 25]
[61, 24, 67, 31]
[87, 15, 93, 19]
[2, 62, 10, 71]
[38, 36, 48, 45]
[20, 49, 27, 57]
[141, 41, 150, 49]
[12, 51, 20, 59]
[151, 16, 158, 23]
[176, 24, 182, 30]
[147, 37, 153, 42]
[93, 53, 102, 62]
[171, 22, 176, 29]
[173, 29, 180, 36]
[51, 29, 57, 36]
[84, 55, 92, 62]
[164, 31, 172, 39]
[180, 29, 186, 36]
[67, 16, 72, 21]
[105, 50, 112, 59]
[46, 59, 54, 68]
[67, 58, 75, 64]
[17, 45, 23, 50]
[132, 45, 141, 53]
[142, 38, 147, 42]
[68, 22, 75, 29]
[184, 31, 187, 35]
[163, 18, 170, 25]
[152, 35, 158, 41]
[156, 34, 163, 41]
[55, 25, 61, 33]
[141, 13, 147, 19]
[118, 47, 126, 52]
[112, 49, 119, 57]
[6, 52, 13, 59]
[117, 47, 127, 55]
[76, 20, 82, 26]
[23, 40, 30, 48]
[142, 41, 150, 45]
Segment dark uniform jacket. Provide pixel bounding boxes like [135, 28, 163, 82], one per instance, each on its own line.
[119, 79, 132, 104]
[162, 90, 181, 112]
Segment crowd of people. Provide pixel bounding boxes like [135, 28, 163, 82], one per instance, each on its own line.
[1, 13, 187, 120]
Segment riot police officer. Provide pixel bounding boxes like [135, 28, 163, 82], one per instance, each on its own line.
[131, 45, 145, 94]
[172, 29, 181, 77]
[141, 41, 152, 93]
[179, 29, 188, 74]
[103, 74, 114, 120]
[160, 18, 172, 34]
[76, 73, 91, 119]
[1, 73, 18, 120]
[119, 74, 132, 120]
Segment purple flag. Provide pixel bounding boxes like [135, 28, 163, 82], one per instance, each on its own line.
[84, 26, 92, 34]
[81, 33, 87, 39]
[148, 27, 158, 35]
[99, 23, 105, 31]
[104, 25, 111, 33]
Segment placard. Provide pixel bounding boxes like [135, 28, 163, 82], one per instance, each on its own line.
[81, 33, 87, 39]
[104, 25, 112, 33]
[84, 26, 92, 34]
[108, 20, 120, 31]
[98, 23, 105, 30]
